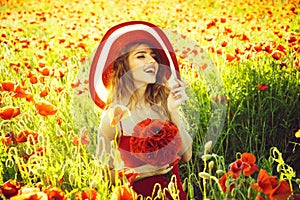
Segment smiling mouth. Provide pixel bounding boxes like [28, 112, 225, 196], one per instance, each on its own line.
[144, 66, 156, 74]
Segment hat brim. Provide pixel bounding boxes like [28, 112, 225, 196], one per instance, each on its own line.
[89, 21, 180, 109]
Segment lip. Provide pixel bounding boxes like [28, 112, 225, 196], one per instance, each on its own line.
[143, 65, 156, 75]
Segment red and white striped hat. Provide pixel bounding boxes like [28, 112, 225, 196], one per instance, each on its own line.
[89, 21, 180, 109]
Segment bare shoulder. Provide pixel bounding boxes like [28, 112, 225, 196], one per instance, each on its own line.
[99, 110, 116, 141]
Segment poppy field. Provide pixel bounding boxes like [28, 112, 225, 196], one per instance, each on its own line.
[0, 0, 300, 199]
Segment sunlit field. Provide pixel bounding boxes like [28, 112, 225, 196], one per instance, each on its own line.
[0, 0, 300, 199]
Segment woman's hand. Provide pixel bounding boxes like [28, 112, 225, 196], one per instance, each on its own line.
[167, 76, 188, 111]
[133, 164, 173, 180]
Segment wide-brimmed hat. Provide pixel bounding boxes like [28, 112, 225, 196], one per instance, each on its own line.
[89, 21, 180, 109]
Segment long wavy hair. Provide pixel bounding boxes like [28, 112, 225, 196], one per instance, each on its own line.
[105, 42, 171, 119]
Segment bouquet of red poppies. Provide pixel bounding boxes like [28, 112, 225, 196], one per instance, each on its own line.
[129, 118, 182, 167]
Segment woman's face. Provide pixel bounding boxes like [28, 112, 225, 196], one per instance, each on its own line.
[127, 43, 159, 87]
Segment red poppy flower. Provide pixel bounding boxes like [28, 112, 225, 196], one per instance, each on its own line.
[71, 80, 81, 88]
[0, 106, 20, 120]
[74, 189, 98, 200]
[16, 130, 38, 144]
[251, 169, 280, 196]
[1, 81, 15, 92]
[129, 118, 182, 167]
[10, 191, 48, 200]
[241, 34, 250, 41]
[221, 41, 228, 47]
[252, 169, 292, 199]
[219, 171, 238, 193]
[12, 85, 33, 102]
[43, 186, 67, 200]
[39, 87, 49, 97]
[0, 179, 21, 199]
[118, 168, 139, 184]
[269, 180, 292, 200]
[77, 42, 86, 51]
[226, 54, 236, 62]
[258, 84, 268, 91]
[27, 72, 38, 84]
[35, 147, 46, 156]
[111, 185, 138, 200]
[230, 152, 259, 176]
[272, 50, 284, 60]
[38, 61, 46, 68]
[34, 100, 58, 117]
[58, 38, 66, 44]
[72, 129, 90, 145]
[13, 85, 27, 98]
[56, 117, 62, 126]
[108, 105, 131, 127]
[255, 194, 266, 200]
[1, 132, 16, 146]
[39, 67, 54, 76]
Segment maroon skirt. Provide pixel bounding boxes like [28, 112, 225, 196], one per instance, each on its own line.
[131, 166, 187, 200]
[119, 135, 187, 200]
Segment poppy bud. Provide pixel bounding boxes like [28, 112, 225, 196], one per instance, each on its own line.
[201, 154, 212, 161]
[188, 182, 194, 198]
[157, 188, 162, 198]
[208, 161, 214, 169]
[204, 140, 212, 151]
[5, 158, 14, 168]
[90, 180, 97, 189]
[216, 169, 225, 176]
[199, 172, 211, 179]
[0, 179, 21, 199]
[168, 181, 175, 193]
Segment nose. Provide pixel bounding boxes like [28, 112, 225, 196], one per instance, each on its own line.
[147, 55, 157, 64]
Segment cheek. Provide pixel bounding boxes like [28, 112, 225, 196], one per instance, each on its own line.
[129, 60, 142, 71]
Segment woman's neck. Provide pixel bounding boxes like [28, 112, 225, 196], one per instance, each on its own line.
[135, 84, 147, 102]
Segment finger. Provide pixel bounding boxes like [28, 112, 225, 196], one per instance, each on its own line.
[171, 87, 183, 93]
[172, 90, 188, 100]
[175, 78, 188, 88]
[174, 96, 188, 106]
[158, 165, 173, 175]
[170, 83, 180, 90]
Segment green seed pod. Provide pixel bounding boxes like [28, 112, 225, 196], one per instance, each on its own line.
[25, 147, 33, 156]
[69, 174, 75, 185]
[90, 180, 97, 188]
[247, 186, 252, 199]
[204, 141, 213, 151]
[188, 182, 194, 198]
[38, 134, 44, 143]
[157, 189, 162, 198]
[5, 158, 14, 168]
[199, 172, 211, 179]
[168, 181, 175, 193]
[182, 178, 187, 191]
[296, 178, 300, 185]
[230, 188, 236, 197]
[216, 169, 225, 176]
[201, 154, 212, 161]
[208, 161, 214, 169]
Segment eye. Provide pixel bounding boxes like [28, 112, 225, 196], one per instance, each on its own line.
[151, 54, 158, 61]
[136, 55, 145, 59]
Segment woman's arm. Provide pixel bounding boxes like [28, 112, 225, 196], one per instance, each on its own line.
[96, 110, 118, 184]
[132, 164, 174, 181]
[167, 77, 193, 162]
[169, 109, 193, 162]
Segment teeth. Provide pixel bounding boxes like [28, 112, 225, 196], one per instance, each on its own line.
[144, 66, 155, 73]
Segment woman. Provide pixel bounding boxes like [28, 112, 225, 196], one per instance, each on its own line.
[89, 21, 192, 199]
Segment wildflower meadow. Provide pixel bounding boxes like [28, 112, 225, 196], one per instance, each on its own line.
[0, 0, 300, 199]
